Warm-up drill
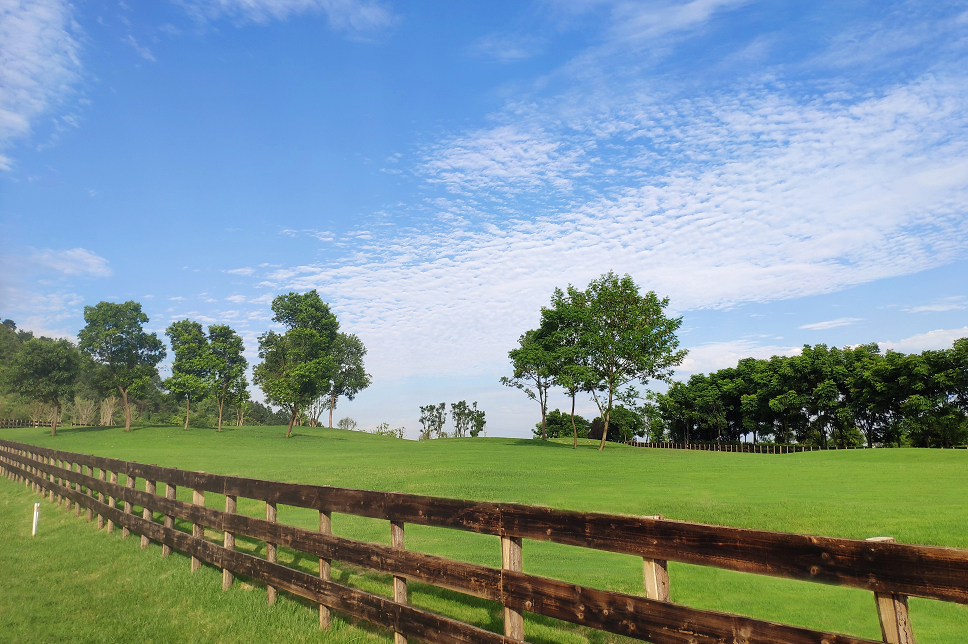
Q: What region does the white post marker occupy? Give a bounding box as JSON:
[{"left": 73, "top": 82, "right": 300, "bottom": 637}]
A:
[{"left": 32, "top": 502, "right": 40, "bottom": 536}]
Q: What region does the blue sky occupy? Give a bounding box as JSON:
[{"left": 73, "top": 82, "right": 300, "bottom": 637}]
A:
[{"left": 1, "top": 0, "right": 967, "bottom": 437}]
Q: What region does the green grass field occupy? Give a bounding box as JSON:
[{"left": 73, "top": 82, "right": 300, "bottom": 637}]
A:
[{"left": 2, "top": 424, "right": 967, "bottom": 643}]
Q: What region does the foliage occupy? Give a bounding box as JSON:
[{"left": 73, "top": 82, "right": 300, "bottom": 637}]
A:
[
  {"left": 653, "top": 338, "right": 968, "bottom": 448},
  {"left": 533, "top": 409, "right": 589, "bottom": 439},
  {"left": 207, "top": 324, "right": 248, "bottom": 432},
  {"left": 164, "top": 319, "right": 212, "bottom": 431},
  {"left": 500, "top": 329, "right": 554, "bottom": 439},
  {"left": 449, "top": 400, "right": 485, "bottom": 437},
  {"left": 2, "top": 337, "right": 81, "bottom": 435},
  {"left": 418, "top": 403, "right": 447, "bottom": 440},
  {"left": 77, "top": 301, "right": 166, "bottom": 432},
  {"left": 372, "top": 422, "right": 405, "bottom": 438},
  {"left": 253, "top": 291, "right": 338, "bottom": 437},
  {"left": 587, "top": 405, "right": 644, "bottom": 443},
  {"left": 336, "top": 417, "right": 358, "bottom": 431},
  {"left": 322, "top": 333, "right": 371, "bottom": 427}
]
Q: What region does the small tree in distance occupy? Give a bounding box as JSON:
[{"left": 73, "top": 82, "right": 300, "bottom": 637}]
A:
[
  {"left": 418, "top": 403, "right": 446, "bottom": 439},
  {"left": 208, "top": 324, "right": 248, "bottom": 432}
]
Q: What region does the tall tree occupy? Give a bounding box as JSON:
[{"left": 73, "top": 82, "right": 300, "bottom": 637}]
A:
[
  {"left": 164, "top": 320, "right": 211, "bottom": 431},
  {"left": 208, "top": 324, "right": 248, "bottom": 432},
  {"left": 78, "top": 301, "right": 166, "bottom": 432},
  {"left": 325, "top": 332, "right": 371, "bottom": 428},
  {"left": 3, "top": 337, "right": 81, "bottom": 435},
  {"left": 572, "top": 272, "right": 686, "bottom": 451},
  {"left": 253, "top": 291, "right": 338, "bottom": 438},
  {"left": 541, "top": 291, "right": 595, "bottom": 448},
  {"left": 500, "top": 329, "right": 554, "bottom": 439}
]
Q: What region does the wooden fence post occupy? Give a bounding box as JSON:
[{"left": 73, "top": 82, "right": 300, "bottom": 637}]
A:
[
  {"left": 123, "top": 473, "right": 135, "bottom": 538},
  {"left": 107, "top": 472, "right": 117, "bottom": 534},
  {"left": 75, "top": 463, "right": 83, "bottom": 518},
  {"left": 319, "top": 510, "right": 332, "bottom": 629},
  {"left": 85, "top": 466, "right": 94, "bottom": 522},
  {"left": 46, "top": 458, "right": 55, "bottom": 503},
  {"left": 392, "top": 520, "right": 408, "bottom": 644},
  {"left": 97, "top": 469, "right": 106, "bottom": 529},
  {"left": 192, "top": 488, "right": 205, "bottom": 572},
  {"left": 642, "top": 515, "right": 670, "bottom": 601},
  {"left": 141, "top": 480, "right": 156, "bottom": 549},
  {"left": 223, "top": 495, "right": 237, "bottom": 590},
  {"left": 266, "top": 501, "right": 277, "bottom": 604},
  {"left": 502, "top": 535, "right": 524, "bottom": 641},
  {"left": 866, "top": 537, "right": 916, "bottom": 644},
  {"left": 162, "top": 483, "right": 176, "bottom": 557}
]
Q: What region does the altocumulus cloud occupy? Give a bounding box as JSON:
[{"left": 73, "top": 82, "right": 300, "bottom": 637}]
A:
[
  {"left": 0, "top": 0, "right": 82, "bottom": 169},
  {"left": 31, "top": 248, "right": 112, "bottom": 278},
  {"left": 263, "top": 71, "right": 968, "bottom": 380},
  {"left": 176, "top": 0, "right": 396, "bottom": 33}
]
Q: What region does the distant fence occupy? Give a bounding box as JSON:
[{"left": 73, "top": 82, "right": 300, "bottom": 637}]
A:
[
  {"left": 3, "top": 438, "right": 967, "bottom": 644},
  {"left": 628, "top": 441, "right": 968, "bottom": 453},
  {"left": 0, "top": 419, "right": 94, "bottom": 429}
]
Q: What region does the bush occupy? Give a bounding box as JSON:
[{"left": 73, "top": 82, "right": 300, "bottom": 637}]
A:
[
  {"left": 587, "top": 406, "right": 644, "bottom": 443},
  {"left": 534, "top": 409, "right": 590, "bottom": 438}
]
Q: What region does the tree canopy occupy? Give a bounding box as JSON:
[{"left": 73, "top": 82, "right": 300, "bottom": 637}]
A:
[
  {"left": 324, "top": 332, "right": 371, "bottom": 428},
  {"left": 78, "top": 301, "right": 166, "bottom": 432},
  {"left": 165, "top": 319, "right": 211, "bottom": 431},
  {"left": 254, "top": 291, "right": 338, "bottom": 437},
  {"left": 3, "top": 337, "right": 81, "bottom": 435},
  {"left": 208, "top": 324, "right": 248, "bottom": 432}
]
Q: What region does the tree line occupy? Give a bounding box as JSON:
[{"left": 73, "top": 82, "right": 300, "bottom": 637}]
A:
[
  {"left": 417, "top": 401, "right": 486, "bottom": 440},
  {"left": 0, "top": 290, "right": 371, "bottom": 436},
  {"left": 649, "top": 340, "right": 968, "bottom": 448}
]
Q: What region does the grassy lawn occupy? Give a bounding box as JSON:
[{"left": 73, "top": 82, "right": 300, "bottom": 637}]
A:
[{"left": 2, "top": 424, "right": 967, "bottom": 643}]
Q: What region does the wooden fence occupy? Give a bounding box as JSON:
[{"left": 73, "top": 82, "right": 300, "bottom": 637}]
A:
[
  {"left": 628, "top": 441, "right": 968, "bottom": 453},
  {"left": 2, "top": 438, "right": 966, "bottom": 644},
  {"left": 0, "top": 419, "right": 95, "bottom": 429}
]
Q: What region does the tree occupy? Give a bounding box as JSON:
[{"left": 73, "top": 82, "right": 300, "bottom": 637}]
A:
[
  {"left": 208, "top": 324, "right": 248, "bottom": 432},
  {"left": 450, "top": 400, "right": 485, "bottom": 437},
  {"left": 501, "top": 329, "right": 554, "bottom": 439},
  {"left": 3, "top": 337, "right": 81, "bottom": 435},
  {"left": 564, "top": 272, "right": 686, "bottom": 451},
  {"left": 78, "top": 301, "right": 166, "bottom": 432},
  {"left": 164, "top": 320, "right": 211, "bottom": 431},
  {"left": 253, "top": 291, "right": 338, "bottom": 438},
  {"left": 418, "top": 403, "right": 446, "bottom": 440},
  {"left": 533, "top": 409, "right": 589, "bottom": 439},
  {"left": 325, "top": 333, "right": 371, "bottom": 428}
]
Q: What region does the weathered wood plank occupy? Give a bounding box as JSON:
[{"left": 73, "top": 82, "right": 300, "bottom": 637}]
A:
[
  {"left": 319, "top": 510, "right": 332, "bottom": 629},
  {"left": 392, "top": 520, "right": 408, "bottom": 644},
  {"left": 223, "top": 495, "right": 236, "bottom": 590},
  {"left": 267, "top": 501, "right": 277, "bottom": 605},
  {"left": 192, "top": 488, "right": 205, "bottom": 572},
  {"left": 142, "top": 479, "right": 156, "bottom": 549},
  {"left": 501, "top": 536, "right": 524, "bottom": 641}
]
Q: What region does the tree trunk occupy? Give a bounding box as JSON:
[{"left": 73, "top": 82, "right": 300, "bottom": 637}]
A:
[
  {"left": 120, "top": 387, "right": 132, "bottom": 432},
  {"left": 183, "top": 397, "right": 191, "bottom": 431},
  {"left": 217, "top": 397, "right": 224, "bottom": 432},
  {"left": 571, "top": 391, "right": 577, "bottom": 449},
  {"left": 329, "top": 391, "right": 336, "bottom": 428},
  {"left": 51, "top": 402, "right": 59, "bottom": 436},
  {"left": 538, "top": 376, "right": 548, "bottom": 440},
  {"left": 598, "top": 389, "right": 613, "bottom": 451},
  {"left": 286, "top": 408, "right": 298, "bottom": 438}
]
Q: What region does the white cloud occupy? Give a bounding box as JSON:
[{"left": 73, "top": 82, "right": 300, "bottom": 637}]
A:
[
  {"left": 261, "top": 71, "right": 968, "bottom": 379},
  {"left": 678, "top": 340, "right": 801, "bottom": 375},
  {"left": 0, "top": 0, "right": 83, "bottom": 167},
  {"left": 468, "top": 33, "right": 545, "bottom": 62},
  {"left": 225, "top": 267, "right": 255, "bottom": 275},
  {"left": 225, "top": 294, "right": 247, "bottom": 303},
  {"left": 122, "top": 34, "right": 155, "bottom": 62},
  {"left": 799, "top": 318, "right": 863, "bottom": 331},
  {"left": 902, "top": 296, "right": 965, "bottom": 313},
  {"left": 177, "top": 0, "right": 395, "bottom": 34},
  {"left": 879, "top": 327, "right": 968, "bottom": 353},
  {"left": 31, "top": 248, "right": 112, "bottom": 277}
]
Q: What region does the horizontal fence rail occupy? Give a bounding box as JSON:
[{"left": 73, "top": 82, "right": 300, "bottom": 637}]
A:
[
  {"left": 628, "top": 441, "right": 968, "bottom": 452},
  {"left": 2, "top": 439, "right": 965, "bottom": 644}
]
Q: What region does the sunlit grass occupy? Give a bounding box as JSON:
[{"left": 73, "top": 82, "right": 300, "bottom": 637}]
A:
[{"left": 1, "top": 425, "right": 967, "bottom": 643}]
